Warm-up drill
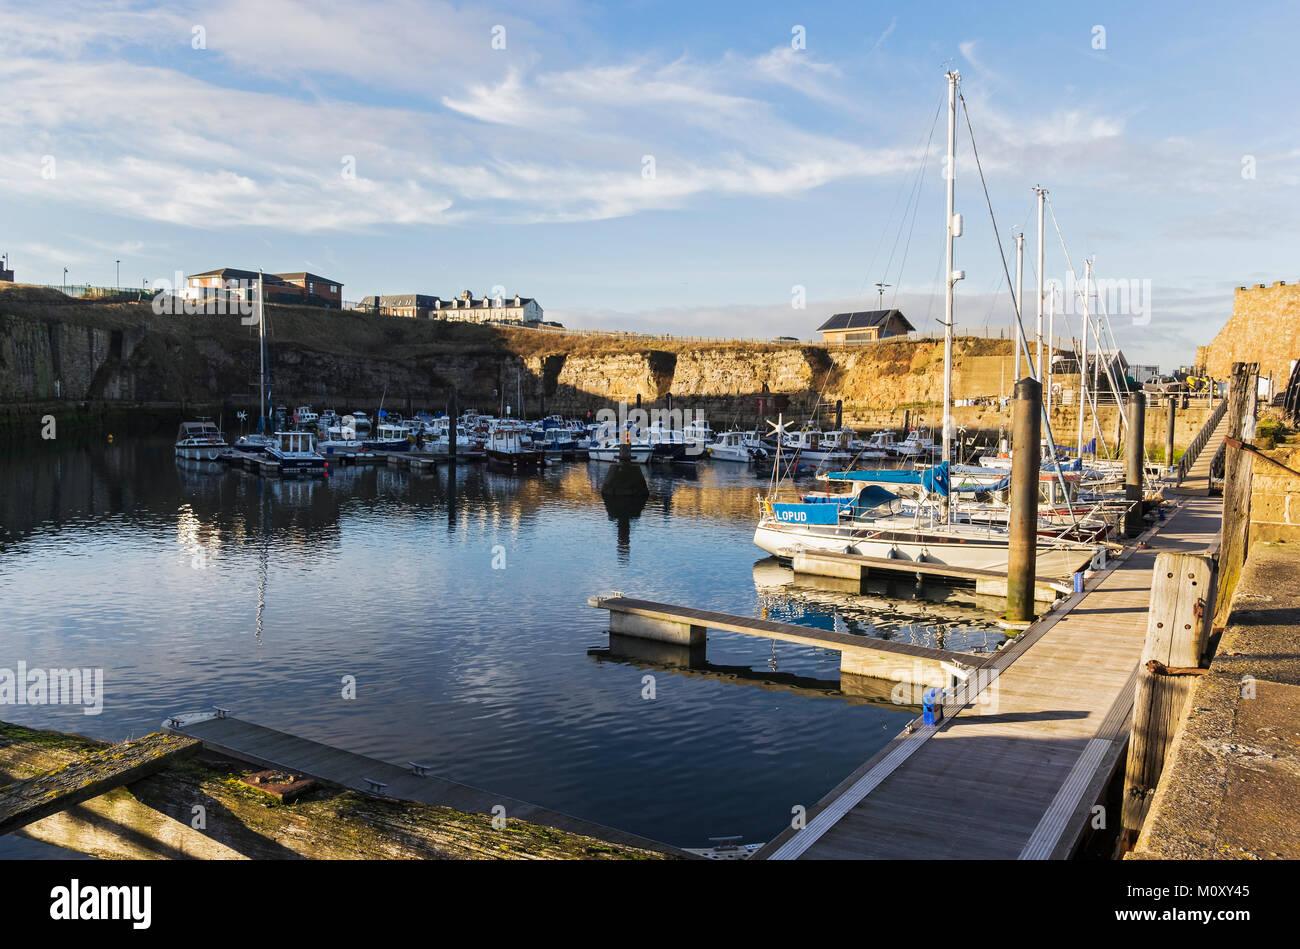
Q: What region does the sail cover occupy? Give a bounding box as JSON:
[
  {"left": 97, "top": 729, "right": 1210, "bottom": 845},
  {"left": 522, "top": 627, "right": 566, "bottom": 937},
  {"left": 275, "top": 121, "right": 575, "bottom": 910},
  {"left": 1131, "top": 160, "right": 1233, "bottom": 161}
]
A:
[{"left": 828, "top": 461, "right": 950, "bottom": 497}]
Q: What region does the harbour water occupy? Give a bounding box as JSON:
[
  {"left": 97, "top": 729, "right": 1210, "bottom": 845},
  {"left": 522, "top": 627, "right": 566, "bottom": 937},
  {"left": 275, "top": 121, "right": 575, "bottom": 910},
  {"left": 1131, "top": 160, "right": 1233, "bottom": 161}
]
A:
[{"left": 0, "top": 437, "right": 1005, "bottom": 855}]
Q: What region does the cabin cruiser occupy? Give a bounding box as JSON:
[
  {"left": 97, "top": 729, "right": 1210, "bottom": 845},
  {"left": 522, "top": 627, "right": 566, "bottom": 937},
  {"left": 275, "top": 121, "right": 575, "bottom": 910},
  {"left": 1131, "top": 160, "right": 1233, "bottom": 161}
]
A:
[
  {"left": 293, "top": 405, "right": 319, "bottom": 429},
  {"left": 710, "top": 430, "right": 767, "bottom": 462},
  {"left": 486, "top": 425, "right": 545, "bottom": 468},
  {"left": 645, "top": 421, "right": 706, "bottom": 464},
  {"left": 534, "top": 427, "right": 580, "bottom": 455},
  {"left": 174, "top": 421, "right": 227, "bottom": 461},
  {"left": 364, "top": 421, "right": 414, "bottom": 452},
  {"left": 349, "top": 411, "right": 372, "bottom": 434},
  {"left": 779, "top": 428, "right": 854, "bottom": 467},
  {"left": 267, "top": 430, "right": 327, "bottom": 474}
]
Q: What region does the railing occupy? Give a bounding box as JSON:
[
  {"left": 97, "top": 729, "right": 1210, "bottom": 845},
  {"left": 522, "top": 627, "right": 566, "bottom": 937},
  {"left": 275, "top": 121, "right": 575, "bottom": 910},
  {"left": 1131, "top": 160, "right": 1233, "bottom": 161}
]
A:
[
  {"left": 25, "top": 283, "right": 153, "bottom": 301},
  {"left": 1175, "top": 397, "right": 1228, "bottom": 482}
]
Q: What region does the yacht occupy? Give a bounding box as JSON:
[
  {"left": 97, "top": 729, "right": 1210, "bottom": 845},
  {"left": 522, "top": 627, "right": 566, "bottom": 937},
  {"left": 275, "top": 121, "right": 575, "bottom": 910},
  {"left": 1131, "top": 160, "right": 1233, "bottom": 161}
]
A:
[
  {"left": 753, "top": 463, "right": 1102, "bottom": 577},
  {"left": 174, "top": 420, "right": 227, "bottom": 461}
]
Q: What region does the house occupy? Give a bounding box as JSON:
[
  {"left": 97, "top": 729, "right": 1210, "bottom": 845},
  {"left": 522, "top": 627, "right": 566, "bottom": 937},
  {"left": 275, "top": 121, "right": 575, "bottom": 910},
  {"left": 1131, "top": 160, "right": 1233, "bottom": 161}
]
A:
[
  {"left": 434, "top": 290, "right": 543, "bottom": 324},
  {"left": 816, "top": 309, "right": 915, "bottom": 344},
  {"left": 353, "top": 294, "right": 441, "bottom": 319},
  {"left": 355, "top": 289, "right": 544, "bottom": 324},
  {"left": 184, "top": 268, "right": 343, "bottom": 308},
  {"left": 275, "top": 272, "right": 344, "bottom": 308}
]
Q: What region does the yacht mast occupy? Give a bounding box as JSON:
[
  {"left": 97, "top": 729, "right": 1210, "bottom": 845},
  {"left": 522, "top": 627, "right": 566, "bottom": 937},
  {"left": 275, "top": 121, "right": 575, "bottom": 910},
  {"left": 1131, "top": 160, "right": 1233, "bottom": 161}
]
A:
[
  {"left": 1014, "top": 232, "right": 1024, "bottom": 383},
  {"left": 1046, "top": 285, "right": 1056, "bottom": 415},
  {"left": 1034, "top": 185, "right": 1047, "bottom": 380},
  {"left": 258, "top": 270, "right": 266, "bottom": 435},
  {"left": 1076, "top": 259, "right": 1090, "bottom": 457},
  {"left": 942, "top": 69, "right": 961, "bottom": 467}
]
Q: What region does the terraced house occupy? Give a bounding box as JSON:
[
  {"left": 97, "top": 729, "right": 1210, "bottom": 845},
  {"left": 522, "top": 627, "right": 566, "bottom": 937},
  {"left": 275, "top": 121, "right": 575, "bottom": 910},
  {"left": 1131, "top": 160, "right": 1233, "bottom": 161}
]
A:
[{"left": 355, "top": 289, "right": 544, "bottom": 324}]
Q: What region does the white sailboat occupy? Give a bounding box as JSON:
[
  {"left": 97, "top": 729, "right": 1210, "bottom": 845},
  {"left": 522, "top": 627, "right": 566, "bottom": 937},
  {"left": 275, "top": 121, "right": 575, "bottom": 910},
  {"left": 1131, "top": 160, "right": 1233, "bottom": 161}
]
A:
[{"left": 752, "top": 70, "right": 1099, "bottom": 580}]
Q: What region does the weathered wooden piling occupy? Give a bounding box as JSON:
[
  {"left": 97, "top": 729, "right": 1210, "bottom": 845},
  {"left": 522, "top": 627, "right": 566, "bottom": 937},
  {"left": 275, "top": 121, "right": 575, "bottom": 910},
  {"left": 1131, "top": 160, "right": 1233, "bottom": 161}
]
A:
[
  {"left": 1006, "top": 377, "right": 1042, "bottom": 623},
  {"left": 1216, "top": 361, "right": 1259, "bottom": 623},
  {"left": 1119, "top": 551, "right": 1218, "bottom": 851},
  {"left": 1164, "top": 396, "right": 1176, "bottom": 475},
  {"left": 1124, "top": 392, "right": 1146, "bottom": 536}
]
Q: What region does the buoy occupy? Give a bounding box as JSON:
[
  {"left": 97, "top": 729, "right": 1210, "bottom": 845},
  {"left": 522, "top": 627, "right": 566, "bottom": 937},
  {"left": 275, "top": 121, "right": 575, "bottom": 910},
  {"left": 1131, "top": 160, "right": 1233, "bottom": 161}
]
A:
[{"left": 107, "top": 434, "right": 114, "bottom": 443}]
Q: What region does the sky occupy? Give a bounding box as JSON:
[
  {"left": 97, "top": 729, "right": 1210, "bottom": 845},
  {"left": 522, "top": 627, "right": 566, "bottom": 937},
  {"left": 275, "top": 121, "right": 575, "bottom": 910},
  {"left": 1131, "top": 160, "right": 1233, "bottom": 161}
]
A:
[{"left": 1, "top": 0, "right": 1297, "bottom": 367}]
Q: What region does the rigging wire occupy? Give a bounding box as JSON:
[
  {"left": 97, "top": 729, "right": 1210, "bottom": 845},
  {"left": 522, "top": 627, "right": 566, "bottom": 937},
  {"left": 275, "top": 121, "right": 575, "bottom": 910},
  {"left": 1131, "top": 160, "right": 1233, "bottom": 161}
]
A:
[{"left": 958, "top": 89, "right": 1078, "bottom": 526}]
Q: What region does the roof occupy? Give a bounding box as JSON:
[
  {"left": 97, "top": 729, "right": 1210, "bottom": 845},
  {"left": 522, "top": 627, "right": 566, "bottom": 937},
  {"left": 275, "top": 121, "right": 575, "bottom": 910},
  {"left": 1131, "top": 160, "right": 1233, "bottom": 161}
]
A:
[
  {"left": 188, "top": 268, "right": 286, "bottom": 283},
  {"left": 816, "top": 309, "right": 915, "bottom": 332},
  {"left": 276, "top": 272, "right": 343, "bottom": 286},
  {"left": 188, "top": 269, "right": 342, "bottom": 287}
]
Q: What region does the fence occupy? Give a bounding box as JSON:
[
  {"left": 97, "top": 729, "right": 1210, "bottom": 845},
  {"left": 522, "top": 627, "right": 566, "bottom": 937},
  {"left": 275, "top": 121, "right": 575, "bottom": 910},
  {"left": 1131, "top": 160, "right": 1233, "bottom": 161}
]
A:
[
  {"left": 28, "top": 283, "right": 153, "bottom": 301},
  {"left": 476, "top": 320, "right": 1079, "bottom": 351}
]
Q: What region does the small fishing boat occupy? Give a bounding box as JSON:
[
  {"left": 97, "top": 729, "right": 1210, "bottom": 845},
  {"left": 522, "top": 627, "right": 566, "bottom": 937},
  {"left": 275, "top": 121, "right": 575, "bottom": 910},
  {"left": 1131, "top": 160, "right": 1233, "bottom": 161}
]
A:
[
  {"left": 364, "top": 421, "right": 415, "bottom": 452},
  {"left": 710, "top": 431, "right": 766, "bottom": 462},
  {"left": 293, "top": 405, "right": 319, "bottom": 429},
  {"left": 486, "top": 426, "right": 545, "bottom": 468},
  {"left": 174, "top": 420, "right": 227, "bottom": 461}
]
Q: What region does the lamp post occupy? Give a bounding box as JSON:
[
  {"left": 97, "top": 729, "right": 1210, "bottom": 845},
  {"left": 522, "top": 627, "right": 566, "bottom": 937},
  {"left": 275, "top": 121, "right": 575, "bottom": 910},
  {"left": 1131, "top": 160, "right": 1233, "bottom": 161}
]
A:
[
  {"left": 63, "top": 267, "right": 68, "bottom": 294},
  {"left": 874, "top": 282, "right": 891, "bottom": 309},
  {"left": 116, "top": 259, "right": 120, "bottom": 290}
]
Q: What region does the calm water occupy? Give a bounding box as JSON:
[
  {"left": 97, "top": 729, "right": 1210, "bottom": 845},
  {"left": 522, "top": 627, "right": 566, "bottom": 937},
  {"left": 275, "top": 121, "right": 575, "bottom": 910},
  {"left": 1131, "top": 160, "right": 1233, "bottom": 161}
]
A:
[{"left": 0, "top": 437, "right": 1003, "bottom": 855}]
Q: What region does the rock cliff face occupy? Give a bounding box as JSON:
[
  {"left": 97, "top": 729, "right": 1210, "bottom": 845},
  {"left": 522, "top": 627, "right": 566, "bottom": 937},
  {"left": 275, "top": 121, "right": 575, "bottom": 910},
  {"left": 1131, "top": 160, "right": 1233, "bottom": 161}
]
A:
[{"left": 0, "top": 284, "right": 1016, "bottom": 424}]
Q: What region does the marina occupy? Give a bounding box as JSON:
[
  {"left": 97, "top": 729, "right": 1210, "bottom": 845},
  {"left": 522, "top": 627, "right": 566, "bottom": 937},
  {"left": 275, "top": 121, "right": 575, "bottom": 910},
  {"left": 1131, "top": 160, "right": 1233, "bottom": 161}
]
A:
[{"left": 3, "top": 5, "right": 1298, "bottom": 917}]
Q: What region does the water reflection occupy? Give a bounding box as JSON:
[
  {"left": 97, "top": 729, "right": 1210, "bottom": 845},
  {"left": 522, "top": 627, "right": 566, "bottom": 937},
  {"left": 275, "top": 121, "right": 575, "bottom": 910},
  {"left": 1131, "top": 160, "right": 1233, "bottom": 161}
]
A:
[{"left": 1, "top": 437, "right": 1002, "bottom": 852}]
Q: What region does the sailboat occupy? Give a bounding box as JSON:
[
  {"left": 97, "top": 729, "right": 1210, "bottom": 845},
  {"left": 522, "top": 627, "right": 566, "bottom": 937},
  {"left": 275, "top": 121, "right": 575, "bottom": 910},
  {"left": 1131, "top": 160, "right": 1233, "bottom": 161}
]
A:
[{"left": 753, "top": 70, "right": 1101, "bottom": 581}]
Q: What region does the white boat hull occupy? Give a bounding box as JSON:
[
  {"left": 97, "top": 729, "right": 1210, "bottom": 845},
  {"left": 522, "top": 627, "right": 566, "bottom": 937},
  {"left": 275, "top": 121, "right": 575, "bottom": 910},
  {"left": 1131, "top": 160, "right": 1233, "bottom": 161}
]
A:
[
  {"left": 752, "top": 521, "right": 1099, "bottom": 577},
  {"left": 588, "top": 445, "right": 652, "bottom": 464},
  {"left": 175, "top": 445, "right": 222, "bottom": 462}
]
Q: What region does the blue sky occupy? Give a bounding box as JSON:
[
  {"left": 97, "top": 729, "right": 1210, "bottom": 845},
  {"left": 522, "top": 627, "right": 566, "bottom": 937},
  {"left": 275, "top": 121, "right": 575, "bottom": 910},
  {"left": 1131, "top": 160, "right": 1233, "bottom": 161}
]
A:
[{"left": 2, "top": 0, "right": 1297, "bottom": 366}]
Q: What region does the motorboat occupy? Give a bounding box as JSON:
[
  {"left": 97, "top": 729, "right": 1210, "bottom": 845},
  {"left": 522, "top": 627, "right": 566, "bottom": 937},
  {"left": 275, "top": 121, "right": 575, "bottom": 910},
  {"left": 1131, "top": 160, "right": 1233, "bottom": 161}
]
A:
[
  {"left": 174, "top": 420, "right": 227, "bottom": 461},
  {"left": 293, "top": 405, "right": 319, "bottom": 429},
  {"left": 364, "top": 421, "right": 415, "bottom": 452},
  {"left": 266, "top": 430, "right": 327, "bottom": 474},
  {"left": 486, "top": 424, "right": 545, "bottom": 468},
  {"left": 710, "top": 430, "right": 766, "bottom": 462}
]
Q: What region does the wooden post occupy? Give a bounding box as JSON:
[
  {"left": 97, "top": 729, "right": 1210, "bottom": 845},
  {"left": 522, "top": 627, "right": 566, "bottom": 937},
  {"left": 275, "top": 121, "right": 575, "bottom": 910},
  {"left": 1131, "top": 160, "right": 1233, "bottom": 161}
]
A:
[
  {"left": 1119, "top": 551, "right": 1218, "bottom": 852},
  {"left": 447, "top": 387, "right": 458, "bottom": 459},
  {"left": 1164, "top": 396, "right": 1176, "bottom": 474},
  {"left": 1216, "top": 362, "right": 1258, "bottom": 623},
  {"left": 1124, "top": 392, "right": 1146, "bottom": 536},
  {"left": 1006, "top": 377, "right": 1042, "bottom": 623}
]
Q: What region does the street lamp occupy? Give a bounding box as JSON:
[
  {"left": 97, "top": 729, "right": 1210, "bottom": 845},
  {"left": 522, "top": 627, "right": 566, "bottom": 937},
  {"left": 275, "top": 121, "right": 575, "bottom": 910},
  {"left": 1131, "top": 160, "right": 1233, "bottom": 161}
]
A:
[
  {"left": 62, "top": 267, "right": 68, "bottom": 294},
  {"left": 115, "top": 259, "right": 120, "bottom": 290}
]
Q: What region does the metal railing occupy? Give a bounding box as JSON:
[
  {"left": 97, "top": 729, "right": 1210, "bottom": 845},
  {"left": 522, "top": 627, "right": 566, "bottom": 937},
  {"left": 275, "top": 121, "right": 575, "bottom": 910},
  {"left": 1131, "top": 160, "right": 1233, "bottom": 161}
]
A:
[
  {"left": 1175, "top": 397, "right": 1228, "bottom": 482},
  {"left": 26, "top": 283, "right": 153, "bottom": 301}
]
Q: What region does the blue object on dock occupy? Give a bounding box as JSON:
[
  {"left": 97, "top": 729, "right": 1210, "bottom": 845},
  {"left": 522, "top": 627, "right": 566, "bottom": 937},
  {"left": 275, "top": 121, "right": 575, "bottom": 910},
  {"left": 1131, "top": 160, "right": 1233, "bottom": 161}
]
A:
[
  {"left": 1073, "top": 571, "right": 1084, "bottom": 593},
  {"left": 922, "top": 688, "right": 943, "bottom": 726}
]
